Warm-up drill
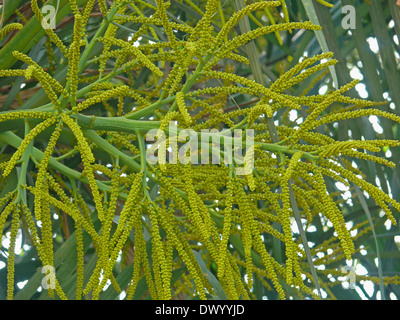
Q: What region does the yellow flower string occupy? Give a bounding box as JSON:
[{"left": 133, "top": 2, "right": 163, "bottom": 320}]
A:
[
  {"left": 38, "top": 181, "right": 56, "bottom": 298},
  {"left": 99, "top": 5, "right": 127, "bottom": 74},
  {"left": 2, "top": 0, "right": 400, "bottom": 301},
  {"left": 270, "top": 52, "right": 335, "bottom": 93},
  {"left": 67, "top": 14, "right": 84, "bottom": 100},
  {"left": 6, "top": 204, "right": 20, "bottom": 300},
  {"left": 75, "top": 220, "right": 84, "bottom": 300},
  {"left": 0, "top": 23, "right": 23, "bottom": 41},
  {"left": 108, "top": 172, "right": 143, "bottom": 248},
  {"left": 13, "top": 51, "right": 65, "bottom": 94},
  {"left": 73, "top": 85, "right": 131, "bottom": 113},
  {"left": 3, "top": 117, "right": 58, "bottom": 178},
  {"left": 176, "top": 91, "right": 192, "bottom": 126},
  {"left": 14, "top": 9, "right": 27, "bottom": 24},
  {"left": 31, "top": 0, "right": 68, "bottom": 55},
  {"left": 148, "top": 203, "right": 171, "bottom": 299},
  {"left": 60, "top": 113, "right": 105, "bottom": 221},
  {"left": 69, "top": 0, "right": 80, "bottom": 17},
  {"left": 34, "top": 124, "right": 62, "bottom": 220},
  {"left": 234, "top": 181, "right": 256, "bottom": 290},
  {"left": 101, "top": 37, "right": 164, "bottom": 78},
  {"left": 44, "top": 174, "right": 101, "bottom": 245},
  {"left": 205, "top": 22, "right": 321, "bottom": 71},
  {"left": 217, "top": 174, "right": 234, "bottom": 279}
]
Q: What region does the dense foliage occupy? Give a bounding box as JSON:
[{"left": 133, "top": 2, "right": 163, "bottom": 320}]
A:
[{"left": 0, "top": 0, "right": 399, "bottom": 300}]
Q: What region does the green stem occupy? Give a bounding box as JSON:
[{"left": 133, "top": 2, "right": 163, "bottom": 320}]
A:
[
  {"left": 74, "top": 114, "right": 319, "bottom": 161},
  {"left": 54, "top": 147, "right": 79, "bottom": 161},
  {"left": 82, "top": 129, "right": 142, "bottom": 174},
  {"left": 123, "top": 52, "right": 213, "bottom": 121},
  {"left": 64, "top": 5, "right": 119, "bottom": 100},
  {"left": 74, "top": 113, "right": 161, "bottom": 132},
  {"left": 124, "top": 94, "right": 176, "bottom": 120}
]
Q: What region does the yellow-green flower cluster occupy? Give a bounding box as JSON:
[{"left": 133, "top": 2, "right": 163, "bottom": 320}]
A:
[
  {"left": 2, "top": 0, "right": 400, "bottom": 302},
  {"left": 67, "top": 14, "right": 84, "bottom": 99},
  {"left": 34, "top": 124, "right": 62, "bottom": 220},
  {"left": 2, "top": 117, "right": 58, "bottom": 178},
  {"left": 60, "top": 114, "right": 105, "bottom": 221},
  {"left": 69, "top": 0, "right": 80, "bottom": 16},
  {"left": 13, "top": 51, "right": 65, "bottom": 93},
  {"left": 31, "top": 0, "right": 68, "bottom": 55},
  {"left": 0, "top": 110, "right": 54, "bottom": 123},
  {"left": 270, "top": 52, "right": 335, "bottom": 93},
  {"left": 248, "top": 104, "right": 273, "bottom": 124},
  {"left": 14, "top": 9, "right": 27, "bottom": 24},
  {"left": 319, "top": 139, "right": 400, "bottom": 158},
  {"left": 101, "top": 37, "right": 164, "bottom": 78},
  {"left": 205, "top": 21, "right": 321, "bottom": 71},
  {"left": 148, "top": 203, "right": 172, "bottom": 299},
  {"left": 188, "top": 0, "right": 219, "bottom": 51},
  {"left": 313, "top": 166, "right": 355, "bottom": 259},
  {"left": 75, "top": 220, "right": 84, "bottom": 300},
  {"left": 0, "top": 23, "right": 23, "bottom": 41},
  {"left": 212, "top": 1, "right": 280, "bottom": 50},
  {"left": 73, "top": 85, "right": 131, "bottom": 113},
  {"left": 217, "top": 174, "right": 234, "bottom": 278},
  {"left": 176, "top": 92, "right": 192, "bottom": 126},
  {"left": 155, "top": 0, "right": 179, "bottom": 51},
  {"left": 6, "top": 205, "right": 20, "bottom": 300}
]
